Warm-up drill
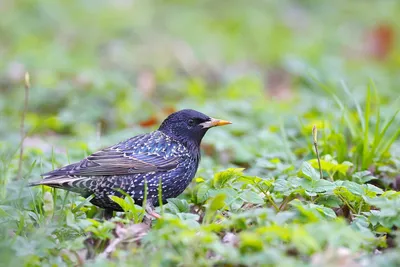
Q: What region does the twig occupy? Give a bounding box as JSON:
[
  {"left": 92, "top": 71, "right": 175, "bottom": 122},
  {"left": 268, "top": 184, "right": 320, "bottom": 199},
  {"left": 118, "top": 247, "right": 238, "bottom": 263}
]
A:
[
  {"left": 18, "top": 72, "right": 31, "bottom": 179},
  {"left": 279, "top": 193, "right": 293, "bottom": 211},
  {"left": 312, "top": 125, "right": 324, "bottom": 180},
  {"left": 101, "top": 236, "right": 124, "bottom": 257},
  {"left": 255, "top": 184, "right": 279, "bottom": 212},
  {"left": 265, "top": 191, "right": 279, "bottom": 212},
  {"left": 100, "top": 223, "right": 149, "bottom": 257}
]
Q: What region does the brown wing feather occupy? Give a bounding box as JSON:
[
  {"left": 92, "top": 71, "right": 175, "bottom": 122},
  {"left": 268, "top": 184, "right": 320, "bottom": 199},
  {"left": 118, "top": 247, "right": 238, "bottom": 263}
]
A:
[{"left": 42, "top": 148, "right": 179, "bottom": 177}]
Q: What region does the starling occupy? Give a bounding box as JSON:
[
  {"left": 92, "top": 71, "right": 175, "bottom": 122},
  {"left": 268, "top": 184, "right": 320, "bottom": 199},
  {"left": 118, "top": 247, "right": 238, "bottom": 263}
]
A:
[{"left": 29, "top": 109, "right": 231, "bottom": 218}]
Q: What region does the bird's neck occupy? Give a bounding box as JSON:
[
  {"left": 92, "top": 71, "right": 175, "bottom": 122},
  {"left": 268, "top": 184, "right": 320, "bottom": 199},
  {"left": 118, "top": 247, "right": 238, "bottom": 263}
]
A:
[
  {"left": 159, "top": 129, "right": 205, "bottom": 152},
  {"left": 183, "top": 139, "right": 201, "bottom": 155},
  {"left": 171, "top": 134, "right": 202, "bottom": 161},
  {"left": 184, "top": 139, "right": 201, "bottom": 167},
  {"left": 157, "top": 130, "right": 202, "bottom": 159}
]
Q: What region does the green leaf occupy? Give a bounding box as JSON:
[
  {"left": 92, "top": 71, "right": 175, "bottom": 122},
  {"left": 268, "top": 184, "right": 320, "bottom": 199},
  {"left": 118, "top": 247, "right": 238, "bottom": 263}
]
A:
[
  {"left": 65, "top": 209, "right": 75, "bottom": 228},
  {"left": 334, "top": 161, "right": 353, "bottom": 175},
  {"left": 239, "top": 232, "right": 264, "bottom": 252},
  {"left": 314, "top": 179, "right": 336, "bottom": 193},
  {"left": 315, "top": 205, "right": 337, "bottom": 219},
  {"left": 196, "top": 183, "right": 210, "bottom": 204},
  {"left": 310, "top": 159, "right": 335, "bottom": 172},
  {"left": 167, "top": 198, "right": 190, "bottom": 213},
  {"left": 338, "top": 181, "right": 364, "bottom": 196},
  {"left": 240, "top": 190, "right": 265, "bottom": 204},
  {"left": 204, "top": 193, "right": 227, "bottom": 224},
  {"left": 292, "top": 226, "right": 320, "bottom": 253},
  {"left": 301, "top": 162, "right": 320, "bottom": 180},
  {"left": 364, "top": 184, "right": 384, "bottom": 196},
  {"left": 316, "top": 195, "right": 342, "bottom": 208},
  {"left": 209, "top": 194, "right": 227, "bottom": 211},
  {"left": 109, "top": 195, "right": 130, "bottom": 212},
  {"left": 213, "top": 168, "right": 244, "bottom": 189},
  {"left": 351, "top": 215, "right": 373, "bottom": 235},
  {"left": 352, "top": 171, "right": 376, "bottom": 183}
]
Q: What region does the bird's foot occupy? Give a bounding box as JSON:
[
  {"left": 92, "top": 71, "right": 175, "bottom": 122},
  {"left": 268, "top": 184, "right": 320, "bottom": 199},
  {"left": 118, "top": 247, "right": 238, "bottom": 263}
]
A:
[
  {"left": 147, "top": 210, "right": 161, "bottom": 219},
  {"left": 145, "top": 203, "right": 161, "bottom": 219}
]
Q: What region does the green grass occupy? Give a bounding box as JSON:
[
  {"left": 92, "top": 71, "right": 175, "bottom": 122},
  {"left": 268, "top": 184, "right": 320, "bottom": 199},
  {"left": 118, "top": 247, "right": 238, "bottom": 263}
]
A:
[{"left": 1, "top": 0, "right": 400, "bottom": 266}]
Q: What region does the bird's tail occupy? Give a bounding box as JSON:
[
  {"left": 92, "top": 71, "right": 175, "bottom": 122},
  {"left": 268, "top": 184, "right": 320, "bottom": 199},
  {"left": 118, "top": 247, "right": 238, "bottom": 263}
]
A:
[
  {"left": 28, "top": 176, "right": 90, "bottom": 194},
  {"left": 28, "top": 180, "right": 42, "bottom": 187}
]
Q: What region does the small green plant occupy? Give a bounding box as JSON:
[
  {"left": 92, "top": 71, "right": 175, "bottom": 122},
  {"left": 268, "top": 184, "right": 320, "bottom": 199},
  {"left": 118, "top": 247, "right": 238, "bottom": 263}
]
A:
[
  {"left": 317, "top": 80, "right": 400, "bottom": 171},
  {"left": 109, "top": 188, "right": 147, "bottom": 223}
]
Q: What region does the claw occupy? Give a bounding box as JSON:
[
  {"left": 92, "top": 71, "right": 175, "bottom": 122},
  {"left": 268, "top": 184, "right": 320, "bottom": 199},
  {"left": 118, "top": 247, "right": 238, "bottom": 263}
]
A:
[
  {"left": 147, "top": 210, "right": 162, "bottom": 219},
  {"left": 145, "top": 202, "right": 161, "bottom": 219}
]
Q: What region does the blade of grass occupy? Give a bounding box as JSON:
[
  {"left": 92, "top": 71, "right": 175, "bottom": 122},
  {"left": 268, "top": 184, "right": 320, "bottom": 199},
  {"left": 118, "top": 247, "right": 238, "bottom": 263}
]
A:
[
  {"left": 362, "top": 85, "right": 371, "bottom": 169},
  {"left": 369, "top": 81, "right": 381, "bottom": 163},
  {"left": 375, "top": 109, "right": 400, "bottom": 153},
  {"left": 29, "top": 189, "right": 43, "bottom": 226},
  {"left": 378, "top": 128, "right": 400, "bottom": 158},
  {"left": 314, "top": 78, "right": 358, "bottom": 137},
  {"left": 341, "top": 80, "right": 365, "bottom": 132},
  {"left": 279, "top": 119, "right": 295, "bottom": 164},
  {"left": 72, "top": 194, "right": 95, "bottom": 213}
]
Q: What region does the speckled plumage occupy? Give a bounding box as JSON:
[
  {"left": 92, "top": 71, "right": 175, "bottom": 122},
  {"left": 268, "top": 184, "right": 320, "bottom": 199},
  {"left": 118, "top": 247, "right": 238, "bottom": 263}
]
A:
[{"left": 30, "top": 109, "right": 231, "bottom": 214}]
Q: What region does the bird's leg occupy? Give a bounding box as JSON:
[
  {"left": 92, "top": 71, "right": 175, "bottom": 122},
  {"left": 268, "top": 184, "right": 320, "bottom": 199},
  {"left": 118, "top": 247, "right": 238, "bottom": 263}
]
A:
[
  {"left": 145, "top": 202, "right": 161, "bottom": 219},
  {"left": 103, "top": 209, "right": 114, "bottom": 220}
]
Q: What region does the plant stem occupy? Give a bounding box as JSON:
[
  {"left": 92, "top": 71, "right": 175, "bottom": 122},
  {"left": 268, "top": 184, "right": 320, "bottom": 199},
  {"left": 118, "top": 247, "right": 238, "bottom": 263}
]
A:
[
  {"left": 279, "top": 194, "right": 293, "bottom": 211},
  {"left": 312, "top": 125, "right": 325, "bottom": 180},
  {"left": 18, "top": 72, "right": 31, "bottom": 180},
  {"left": 265, "top": 192, "right": 279, "bottom": 212}
]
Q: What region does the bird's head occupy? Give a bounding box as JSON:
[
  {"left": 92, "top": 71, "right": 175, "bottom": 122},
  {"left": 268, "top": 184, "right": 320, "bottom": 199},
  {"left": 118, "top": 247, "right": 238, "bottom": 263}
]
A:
[{"left": 158, "top": 109, "right": 231, "bottom": 147}]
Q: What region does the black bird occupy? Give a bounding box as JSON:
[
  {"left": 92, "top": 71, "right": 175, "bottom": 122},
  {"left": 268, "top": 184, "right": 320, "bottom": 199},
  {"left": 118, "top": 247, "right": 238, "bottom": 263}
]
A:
[{"left": 29, "top": 109, "right": 231, "bottom": 218}]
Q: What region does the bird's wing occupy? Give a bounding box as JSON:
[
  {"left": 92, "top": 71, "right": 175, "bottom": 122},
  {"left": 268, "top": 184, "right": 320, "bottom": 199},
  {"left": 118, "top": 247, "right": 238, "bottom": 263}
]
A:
[
  {"left": 42, "top": 149, "right": 179, "bottom": 177},
  {"left": 41, "top": 133, "right": 181, "bottom": 177},
  {"left": 45, "top": 150, "right": 179, "bottom": 177}
]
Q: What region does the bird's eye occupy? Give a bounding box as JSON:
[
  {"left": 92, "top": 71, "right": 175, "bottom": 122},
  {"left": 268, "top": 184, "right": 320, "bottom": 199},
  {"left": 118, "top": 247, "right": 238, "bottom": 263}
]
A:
[{"left": 188, "top": 119, "right": 195, "bottom": 126}]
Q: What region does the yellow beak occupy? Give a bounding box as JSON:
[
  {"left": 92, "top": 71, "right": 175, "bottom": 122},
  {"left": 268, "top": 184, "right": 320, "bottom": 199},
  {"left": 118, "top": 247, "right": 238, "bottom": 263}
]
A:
[{"left": 200, "top": 117, "right": 232, "bottom": 128}]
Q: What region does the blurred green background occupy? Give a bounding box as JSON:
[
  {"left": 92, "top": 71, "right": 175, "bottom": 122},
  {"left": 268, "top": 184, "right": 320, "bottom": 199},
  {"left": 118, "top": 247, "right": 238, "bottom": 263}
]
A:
[
  {"left": 1, "top": 0, "right": 399, "bottom": 140},
  {"left": 1, "top": 0, "right": 400, "bottom": 266}
]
